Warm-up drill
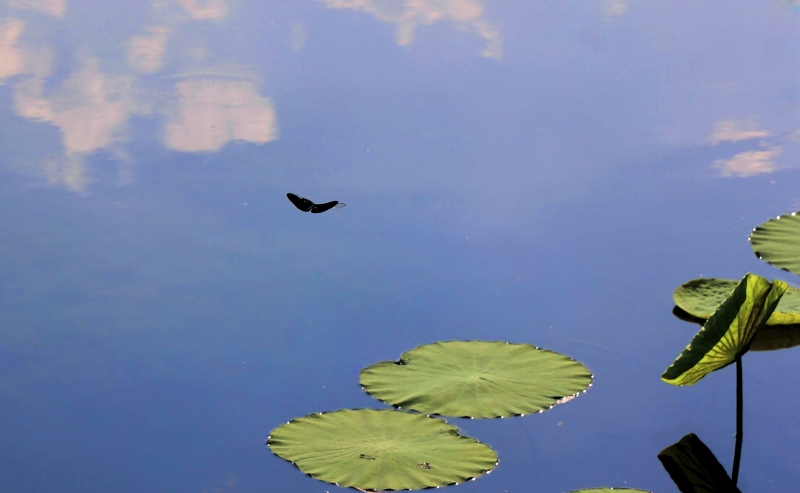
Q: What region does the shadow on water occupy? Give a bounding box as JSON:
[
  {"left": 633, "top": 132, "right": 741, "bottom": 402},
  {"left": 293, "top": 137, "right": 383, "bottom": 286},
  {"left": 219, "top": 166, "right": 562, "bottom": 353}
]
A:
[{"left": 658, "top": 433, "right": 742, "bottom": 493}]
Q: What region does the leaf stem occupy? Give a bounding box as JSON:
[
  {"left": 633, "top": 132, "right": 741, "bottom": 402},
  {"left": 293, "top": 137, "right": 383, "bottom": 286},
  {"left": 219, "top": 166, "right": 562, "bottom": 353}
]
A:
[{"left": 732, "top": 355, "right": 743, "bottom": 485}]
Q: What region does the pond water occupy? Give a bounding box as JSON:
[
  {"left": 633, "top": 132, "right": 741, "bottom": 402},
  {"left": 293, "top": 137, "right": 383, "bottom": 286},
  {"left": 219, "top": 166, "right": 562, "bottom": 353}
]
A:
[{"left": 1, "top": 1, "right": 799, "bottom": 492}]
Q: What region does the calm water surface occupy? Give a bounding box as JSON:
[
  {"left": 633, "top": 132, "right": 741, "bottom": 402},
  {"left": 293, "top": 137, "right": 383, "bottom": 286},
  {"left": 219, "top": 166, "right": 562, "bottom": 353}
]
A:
[{"left": 1, "top": 1, "right": 800, "bottom": 492}]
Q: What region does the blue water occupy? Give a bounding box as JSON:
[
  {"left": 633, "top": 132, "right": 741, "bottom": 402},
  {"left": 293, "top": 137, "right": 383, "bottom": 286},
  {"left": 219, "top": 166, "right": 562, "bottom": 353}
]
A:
[{"left": 1, "top": 1, "right": 800, "bottom": 491}]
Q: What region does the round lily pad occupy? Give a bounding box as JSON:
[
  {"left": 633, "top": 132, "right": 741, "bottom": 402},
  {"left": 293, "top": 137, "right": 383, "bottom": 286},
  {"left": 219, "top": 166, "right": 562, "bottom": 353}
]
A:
[
  {"left": 571, "top": 489, "right": 651, "bottom": 493},
  {"left": 360, "top": 340, "right": 593, "bottom": 418},
  {"left": 674, "top": 278, "right": 800, "bottom": 325},
  {"left": 267, "top": 409, "right": 498, "bottom": 491},
  {"left": 749, "top": 211, "right": 800, "bottom": 275}
]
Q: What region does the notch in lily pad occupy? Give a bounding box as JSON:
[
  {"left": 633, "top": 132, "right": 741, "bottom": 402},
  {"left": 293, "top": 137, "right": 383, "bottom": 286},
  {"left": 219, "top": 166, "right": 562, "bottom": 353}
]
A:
[
  {"left": 267, "top": 408, "right": 498, "bottom": 491},
  {"left": 662, "top": 273, "right": 788, "bottom": 386},
  {"left": 360, "top": 340, "right": 593, "bottom": 418},
  {"left": 749, "top": 211, "right": 800, "bottom": 276}
]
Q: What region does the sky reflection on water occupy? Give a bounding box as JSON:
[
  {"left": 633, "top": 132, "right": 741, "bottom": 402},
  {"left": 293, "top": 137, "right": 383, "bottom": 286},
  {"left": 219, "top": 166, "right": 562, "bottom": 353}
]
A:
[{"left": 1, "top": 0, "right": 800, "bottom": 492}]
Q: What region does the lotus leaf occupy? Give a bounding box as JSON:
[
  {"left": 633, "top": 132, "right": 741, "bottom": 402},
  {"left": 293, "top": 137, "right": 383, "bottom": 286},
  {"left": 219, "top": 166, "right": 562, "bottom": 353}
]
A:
[
  {"left": 267, "top": 408, "right": 498, "bottom": 491},
  {"left": 658, "top": 433, "right": 741, "bottom": 493},
  {"left": 750, "top": 324, "right": 800, "bottom": 351},
  {"left": 749, "top": 211, "right": 800, "bottom": 275},
  {"left": 674, "top": 278, "right": 800, "bottom": 325},
  {"left": 672, "top": 306, "right": 706, "bottom": 324},
  {"left": 662, "top": 273, "right": 788, "bottom": 386},
  {"left": 570, "top": 489, "right": 651, "bottom": 493},
  {"left": 672, "top": 305, "right": 800, "bottom": 352},
  {"left": 360, "top": 340, "right": 592, "bottom": 418}
]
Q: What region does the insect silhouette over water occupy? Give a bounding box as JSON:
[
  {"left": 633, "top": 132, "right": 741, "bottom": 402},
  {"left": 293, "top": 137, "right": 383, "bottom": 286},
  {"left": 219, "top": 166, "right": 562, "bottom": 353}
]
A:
[{"left": 286, "top": 193, "right": 346, "bottom": 214}]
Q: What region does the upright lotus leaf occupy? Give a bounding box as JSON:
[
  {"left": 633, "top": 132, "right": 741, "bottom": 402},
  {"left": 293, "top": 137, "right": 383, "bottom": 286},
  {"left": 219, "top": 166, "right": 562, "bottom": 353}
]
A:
[
  {"left": 360, "top": 341, "right": 592, "bottom": 418},
  {"left": 662, "top": 273, "right": 788, "bottom": 386},
  {"left": 672, "top": 304, "right": 800, "bottom": 352},
  {"left": 749, "top": 211, "right": 800, "bottom": 275},
  {"left": 570, "top": 489, "right": 651, "bottom": 493},
  {"left": 674, "top": 278, "right": 800, "bottom": 325},
  {"left": 267, "top": 409, "right": 498, "bottom": 491},
  {"left": 658, "top": 433, "right": 741, "bottom": 493}
]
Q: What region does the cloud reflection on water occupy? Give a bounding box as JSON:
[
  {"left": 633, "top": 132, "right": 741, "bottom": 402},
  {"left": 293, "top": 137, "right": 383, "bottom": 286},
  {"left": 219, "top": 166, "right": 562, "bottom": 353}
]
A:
[
  {"left": 319, "top": 0, "right": 503, "bottom": 60},
  {"left": 0, "top": 0, "right": 278, "bottom": 190},
  {"left": 704, "top": 119, "right": 796, "bottom": 178},
  {"left": 707, "top": 119, "right": 770, "bottom": 145},
  {"left": 713, "top": 148, "right": 782, "bottom": 178},
  {"left": 15, "top": 58, "right": 135, "bottom": 154},
  {"left": 176, "top": 0, "right": 229, "bottom": 21},
  {"left": 7, "top": 0, "right": 65, "bottom": 17},
  {"left": 13, "top": 57, "right": 137, "bottom": 189},
  {"left": 128, "top": 26, "right": 171, "bottom": 74},
  {"left": 0, "top": 18, "right": 25, "bottom": 81},
  {"left": 164, "top": 76, "right": 278, "bottom": 152}
]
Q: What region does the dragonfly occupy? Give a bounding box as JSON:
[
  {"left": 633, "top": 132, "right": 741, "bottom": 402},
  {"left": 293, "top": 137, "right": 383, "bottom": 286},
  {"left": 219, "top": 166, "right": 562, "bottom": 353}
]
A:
[{"left": 286, "top": 193, "right": 346, "bottom": 214}]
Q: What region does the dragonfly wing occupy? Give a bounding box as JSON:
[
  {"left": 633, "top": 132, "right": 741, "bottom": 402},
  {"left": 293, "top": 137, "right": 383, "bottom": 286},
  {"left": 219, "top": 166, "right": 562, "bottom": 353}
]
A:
[
  {"left": 287, "top": 193, "right": 315, "bottom": 212},
  {"left": 310, "top": 201, "right": 341, "bottom": 214}
]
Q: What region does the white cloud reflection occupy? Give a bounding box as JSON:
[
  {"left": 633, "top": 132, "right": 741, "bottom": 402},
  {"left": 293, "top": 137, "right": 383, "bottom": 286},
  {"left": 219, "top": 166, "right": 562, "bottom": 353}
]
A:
[
  {"left": 7, "top": 0, "right": 65, "bottom": 17},
  {"left": 40, "top": 154, "right": 89, "bottom": 190},
  {"left": 0, "top": 0, "right": 283, "bottom": 191},
  {"left": 14, "top": 58, "right": 134, "bottom": 154},
  {"left": 164, "top": 77, "right": 278, "bottom": 152},
  {"left": 0, "top": 18, "right": 25, "bottom": 82},
  {"left": 319, "top": 0, "right": 502, "bottom": 60},
  {"left": 12, "top": 58, "right": 137, "bottom": 190},
  {"left": 128, "top": 26, "right": 171, "bottom": 74},
  {"left": 705, "top": 119, "right": 798, "bottom": 178},
  {"left": 176, "top": 0, "right": 228, "bottom": 20},
  {"left": 707, "top": 119, "right": 769, "bottom": 145},
  {"left": 713, "top": 148, "right": 782, "bottom": 177}
]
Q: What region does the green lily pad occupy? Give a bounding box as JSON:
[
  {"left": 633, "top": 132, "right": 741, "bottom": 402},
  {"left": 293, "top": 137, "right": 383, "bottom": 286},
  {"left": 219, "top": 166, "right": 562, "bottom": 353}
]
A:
[
  {"left": 674, "top": 278, "right": 800, "bottom": 325},
  {"left": 570, "top": 489, "right": 651, "bottom": 493},
  {"left": 267, "top": 409, "right": 498, "bottom": 491},
  {"left": 672, "top": 305, "right": 707, "bottom": 324},
  {"left": 658, "top": 433, "right": 741, "bottom": 493},
  {"left": 360, "top": 341, "right": 593, "bottom": 418},
  {"left": 749, "top": 211, "right": 800, "bottom": 276},
  {"left": 662, "top": 273, "right": 788, "bottom": 386},
  {"left": 751, "top": 324, "right": 800, "bottom": 351}
]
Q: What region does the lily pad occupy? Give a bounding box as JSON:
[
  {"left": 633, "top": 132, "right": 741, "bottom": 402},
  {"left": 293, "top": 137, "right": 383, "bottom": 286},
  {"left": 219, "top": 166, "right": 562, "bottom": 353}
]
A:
[
  {"left": 674, "top": 278, "right": 800, "bottom": 325},
  {"left": 662, "top": 273, "right": 788, "bottom": 386},
  {"left": 672, "top": 305, "right": 707, "bottom": 324},
  {"left": 360, "top": 341, "right": 592, "bottom": 418},
  {"left": 749, "top": 211, "right": 800, "bottom": 275},
  {"left": 658, "top": 433, "right": 741, "bottom": 493},
  {"left": 751, "top": 324, "right": 800, "bottom": 351},
  {"left": 267, "top": 409, "right": 498, "bottom": 491},
  {"left": 570, "top": 489, "right": 651, "bottom": 493}
]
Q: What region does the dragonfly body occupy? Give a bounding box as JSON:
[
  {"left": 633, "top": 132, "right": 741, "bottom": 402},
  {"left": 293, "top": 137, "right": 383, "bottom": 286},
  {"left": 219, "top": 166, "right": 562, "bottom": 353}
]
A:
[{"left": 286, "top": 193, "right": 346, "bottom": 214}]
